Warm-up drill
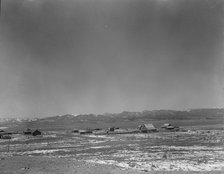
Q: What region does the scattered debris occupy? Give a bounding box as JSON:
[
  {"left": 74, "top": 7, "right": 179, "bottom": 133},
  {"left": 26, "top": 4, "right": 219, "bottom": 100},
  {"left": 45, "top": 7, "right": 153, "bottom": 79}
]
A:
[{"left": 1, "top": 135, "right": 11, "bottom": 139}]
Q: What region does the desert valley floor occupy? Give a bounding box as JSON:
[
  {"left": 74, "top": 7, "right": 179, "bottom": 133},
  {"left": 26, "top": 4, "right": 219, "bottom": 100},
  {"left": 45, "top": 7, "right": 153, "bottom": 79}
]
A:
[{"left": 0, "top": 124, "right": 224, "bottom": 174}]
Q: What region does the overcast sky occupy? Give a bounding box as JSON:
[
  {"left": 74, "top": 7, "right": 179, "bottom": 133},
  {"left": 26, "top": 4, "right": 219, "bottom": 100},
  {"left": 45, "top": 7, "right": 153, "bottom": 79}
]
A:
[{"left": 0, "top": 0, "right": 223, "bottom": 118}]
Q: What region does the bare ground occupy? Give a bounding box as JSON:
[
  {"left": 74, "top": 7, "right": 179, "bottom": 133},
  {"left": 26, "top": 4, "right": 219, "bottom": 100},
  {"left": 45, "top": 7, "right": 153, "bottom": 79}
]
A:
[
  {"left": 0, "top": 126, "right": 224, "bottom": 173},
  {"left": 0, "top": 156, "right": 223, "bottom": 174}
]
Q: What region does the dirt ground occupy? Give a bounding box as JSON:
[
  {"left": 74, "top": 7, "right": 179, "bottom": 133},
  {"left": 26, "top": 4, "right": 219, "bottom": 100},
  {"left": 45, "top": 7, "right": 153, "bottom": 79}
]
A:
[
  {"left": 0, "top": 126, "right": 224, "bottom": 173},
  {"left": 0, "top": 155, "right": 134, "bottom": 174},
  {"left": 0, "top": 156, "right": 223, "bottom": 174}
]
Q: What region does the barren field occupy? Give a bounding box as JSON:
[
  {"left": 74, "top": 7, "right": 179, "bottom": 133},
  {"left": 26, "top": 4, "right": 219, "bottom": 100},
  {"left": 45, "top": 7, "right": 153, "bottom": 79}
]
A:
[{"left": 0, "top": 125, "right": 224, "bottom": 173}]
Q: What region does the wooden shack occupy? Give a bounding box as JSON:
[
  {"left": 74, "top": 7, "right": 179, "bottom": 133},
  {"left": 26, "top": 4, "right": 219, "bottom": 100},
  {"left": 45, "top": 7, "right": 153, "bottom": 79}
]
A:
[{"left": 138, "top": 124, "right": 157, "bottom": 133}]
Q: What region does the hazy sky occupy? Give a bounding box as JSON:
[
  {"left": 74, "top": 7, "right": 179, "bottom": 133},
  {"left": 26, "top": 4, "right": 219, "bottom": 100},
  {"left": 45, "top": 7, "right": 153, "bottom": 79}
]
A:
[{"left": 0, "top": 0, "right": 223, "bottom": 118}]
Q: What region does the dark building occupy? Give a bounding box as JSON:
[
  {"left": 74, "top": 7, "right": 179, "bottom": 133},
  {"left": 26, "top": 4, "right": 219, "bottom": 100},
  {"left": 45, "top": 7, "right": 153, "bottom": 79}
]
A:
[
  {"left": 32, "top": 129, "right": 41, "bottom": 136},
  {"left": 108, "top": 127, "right": 115, "bottom": 131},
  {"left": 72, "top": 129, "right": 79, "bottom": 133}
]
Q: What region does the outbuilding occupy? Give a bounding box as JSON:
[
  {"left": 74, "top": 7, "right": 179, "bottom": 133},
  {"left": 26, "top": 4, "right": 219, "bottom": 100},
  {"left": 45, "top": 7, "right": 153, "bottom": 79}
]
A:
[
  {"left": 161, "top": 123, "right": 171, "bottom": 128},
  {"left": 108, "top": 127, "right": 115, "bottom": 132},
  {"left": 79, "top": 129, "right": 92, "bottom": 134},
  {"left": 32, "top": 129, "right": 42, "bottom": 136},
  {"left": 166, "top": 126, "right": 175, "bottom": 130},
  {"left": 138, "top": 124, "right": 157, "bottom": 133},
  {"left": 72, "top": 129, "right": 79, "bottom": 133},
  {"left": 23, "top": 128, "right": 32, "bottom": 135}
]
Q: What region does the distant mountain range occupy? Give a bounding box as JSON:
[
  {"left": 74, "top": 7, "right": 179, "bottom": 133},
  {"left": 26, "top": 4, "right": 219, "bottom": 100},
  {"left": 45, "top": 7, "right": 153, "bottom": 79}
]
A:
[{"left": 0, "top": 108, "right": 223, "bottom": 131}]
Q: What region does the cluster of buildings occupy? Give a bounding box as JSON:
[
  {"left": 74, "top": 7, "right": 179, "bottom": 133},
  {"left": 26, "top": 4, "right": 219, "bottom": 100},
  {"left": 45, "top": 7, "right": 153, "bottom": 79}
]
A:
[
  {"left": 0, "top": 129, "right": 14, "bottom": 139},
  {"left": 0, "top": 123, "right": 185, "bottom": 139},
  {"left": 23, "top": 129, "right": 42, "bottom": 136},
  {"left": 0, "top": 128, "right": 42, "bottom": 139},
  {"left": 72, "top": 123, "right": 186, "bottom": 135}
]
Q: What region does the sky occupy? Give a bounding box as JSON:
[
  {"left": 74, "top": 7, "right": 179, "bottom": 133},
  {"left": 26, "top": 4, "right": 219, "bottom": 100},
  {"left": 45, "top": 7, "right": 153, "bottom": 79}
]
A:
[{"left": 0, "top": 0, "right": 223, "bottom": 118}]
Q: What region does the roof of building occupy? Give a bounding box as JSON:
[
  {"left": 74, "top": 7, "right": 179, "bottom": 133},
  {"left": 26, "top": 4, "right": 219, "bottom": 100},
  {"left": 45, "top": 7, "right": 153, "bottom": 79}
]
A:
[
  {"left": 144, "top": 124, "right": 156, "bottom": 130},
  {"left": 139, "top": 124, "right": 156, "bottom": 130},
  {"left": 79, "top": 129, "right": 92, "bottom": 133},
  {"left": 164, "top": 123, "right": 171, "bottom": 127},
  {"left": 161, "top": 123, "right": 171, "bottom": 128},
  {"left": 166, "top": 126, "right": 175, "bottom": 129}
]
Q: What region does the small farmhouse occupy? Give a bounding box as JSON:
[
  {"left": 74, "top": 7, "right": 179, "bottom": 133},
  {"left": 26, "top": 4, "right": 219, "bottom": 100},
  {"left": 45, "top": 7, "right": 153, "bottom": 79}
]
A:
[{"left": 138, "top": 124, "right": 157, "bottom": 133}]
